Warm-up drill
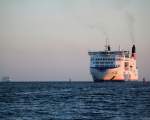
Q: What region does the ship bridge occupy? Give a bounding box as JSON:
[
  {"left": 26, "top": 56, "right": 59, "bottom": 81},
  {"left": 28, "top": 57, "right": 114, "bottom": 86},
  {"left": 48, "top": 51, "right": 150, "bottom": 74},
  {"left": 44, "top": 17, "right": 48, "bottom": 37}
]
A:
[
  {"left": 88, "top": 51, "right": 129, "bottom": 56},
  {"left": 88, "top": 50, "right": 130, "bottom": 69}
]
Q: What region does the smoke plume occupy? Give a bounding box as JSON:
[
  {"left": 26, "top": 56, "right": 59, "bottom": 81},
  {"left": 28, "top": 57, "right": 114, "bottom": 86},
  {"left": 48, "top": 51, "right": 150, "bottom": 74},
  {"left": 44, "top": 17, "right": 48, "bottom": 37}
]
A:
[
  {"left": 114, "top": 0, "right": 135, "bottom": 44},
  {"left": 125, "top": 12, "right": 135, "bottom": 44}
]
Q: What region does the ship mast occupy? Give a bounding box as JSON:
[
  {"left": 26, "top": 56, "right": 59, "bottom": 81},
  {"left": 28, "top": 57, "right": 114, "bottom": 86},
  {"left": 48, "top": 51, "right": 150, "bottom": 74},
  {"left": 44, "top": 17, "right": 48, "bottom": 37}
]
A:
[{"left": 104, "top": 32, "right": 110, "bottom": 51}]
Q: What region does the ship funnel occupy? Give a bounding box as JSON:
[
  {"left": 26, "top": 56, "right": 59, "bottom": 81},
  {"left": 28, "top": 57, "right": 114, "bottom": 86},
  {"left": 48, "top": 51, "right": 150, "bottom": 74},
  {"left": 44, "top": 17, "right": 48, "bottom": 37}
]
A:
[
  {"left": 132, "top": 44, "right": 136, "bottom": 53},
  {"left": 131, "top": 44, "right": 136, "bottom": 59}
]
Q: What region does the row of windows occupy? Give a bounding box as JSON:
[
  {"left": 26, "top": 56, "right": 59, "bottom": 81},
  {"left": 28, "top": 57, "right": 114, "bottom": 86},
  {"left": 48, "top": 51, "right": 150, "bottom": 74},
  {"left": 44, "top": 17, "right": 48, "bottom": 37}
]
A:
[
  {"left": 93, "top": 62, "right": 114, "bottom": 64},
  {"left": 91, "top": 58, "right": 122, "bottom": 61},
  {"left": 95, "top": 65, "right": 120, "bottom": 68}
]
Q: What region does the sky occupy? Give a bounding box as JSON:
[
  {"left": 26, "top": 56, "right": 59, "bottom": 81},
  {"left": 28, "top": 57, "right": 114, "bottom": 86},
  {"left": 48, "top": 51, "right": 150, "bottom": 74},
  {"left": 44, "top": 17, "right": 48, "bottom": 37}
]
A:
[{"left": 0, "top": 0, "right": 150, "bottom": 81}]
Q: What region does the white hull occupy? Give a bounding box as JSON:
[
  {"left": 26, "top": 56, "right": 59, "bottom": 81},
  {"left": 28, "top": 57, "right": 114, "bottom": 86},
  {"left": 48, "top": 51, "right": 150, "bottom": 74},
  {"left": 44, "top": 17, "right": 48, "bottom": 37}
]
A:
[
  {"left": 90, "top": 68, "right": 124, "bottom": 81},
  {"left": 90, "top": 67, "right": 138, "bottom": 82}
]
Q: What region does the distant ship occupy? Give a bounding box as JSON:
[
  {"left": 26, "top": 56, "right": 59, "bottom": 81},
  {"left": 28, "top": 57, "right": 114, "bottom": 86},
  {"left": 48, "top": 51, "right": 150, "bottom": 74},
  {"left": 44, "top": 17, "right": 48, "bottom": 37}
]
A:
[
  {"left": 1, "top": 76, "right": 11, "bottom": 82},
  {"left": 88, "top": 43, "right": 138, "bottom": 82}
]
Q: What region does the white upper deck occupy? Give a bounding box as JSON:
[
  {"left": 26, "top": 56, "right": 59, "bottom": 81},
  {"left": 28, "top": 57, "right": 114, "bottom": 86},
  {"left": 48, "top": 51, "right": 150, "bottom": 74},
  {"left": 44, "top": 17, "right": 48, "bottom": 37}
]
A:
[{"left": 88, "top": 50, "right": 130, "bottom": 59}]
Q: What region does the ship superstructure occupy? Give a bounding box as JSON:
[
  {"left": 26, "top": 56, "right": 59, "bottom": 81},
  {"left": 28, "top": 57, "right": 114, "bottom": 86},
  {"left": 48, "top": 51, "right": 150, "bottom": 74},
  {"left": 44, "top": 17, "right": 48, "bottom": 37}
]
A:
[{"left": 88, "top": 44, "right": 138, "bottom": 82}]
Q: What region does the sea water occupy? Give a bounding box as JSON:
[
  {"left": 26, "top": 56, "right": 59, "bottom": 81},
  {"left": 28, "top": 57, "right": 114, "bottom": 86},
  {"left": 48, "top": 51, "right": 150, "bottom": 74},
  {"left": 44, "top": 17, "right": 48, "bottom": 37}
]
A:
[{"left": 0, "top": 81, "right": 150, "bottom": 120}]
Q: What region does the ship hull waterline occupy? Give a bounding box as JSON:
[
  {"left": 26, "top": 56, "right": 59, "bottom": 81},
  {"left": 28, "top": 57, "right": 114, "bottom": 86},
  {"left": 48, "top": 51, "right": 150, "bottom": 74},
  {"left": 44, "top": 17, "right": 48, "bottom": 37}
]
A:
[{"left": 90, "top": 67, "right": 138, "bottom": 82}]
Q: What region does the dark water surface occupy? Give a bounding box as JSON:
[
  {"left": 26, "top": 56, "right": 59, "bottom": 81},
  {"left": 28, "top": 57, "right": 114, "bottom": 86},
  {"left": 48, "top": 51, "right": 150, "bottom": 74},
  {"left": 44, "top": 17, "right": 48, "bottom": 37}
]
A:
[{"left": 0, "top": 81, "right": 150, "bottom": 120}]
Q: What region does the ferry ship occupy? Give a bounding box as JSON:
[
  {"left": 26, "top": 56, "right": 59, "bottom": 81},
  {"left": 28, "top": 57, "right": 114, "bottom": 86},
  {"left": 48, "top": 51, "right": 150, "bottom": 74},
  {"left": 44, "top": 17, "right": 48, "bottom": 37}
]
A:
[{"left": 88, "top": 44, "right": 138, "bottom": 82}]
